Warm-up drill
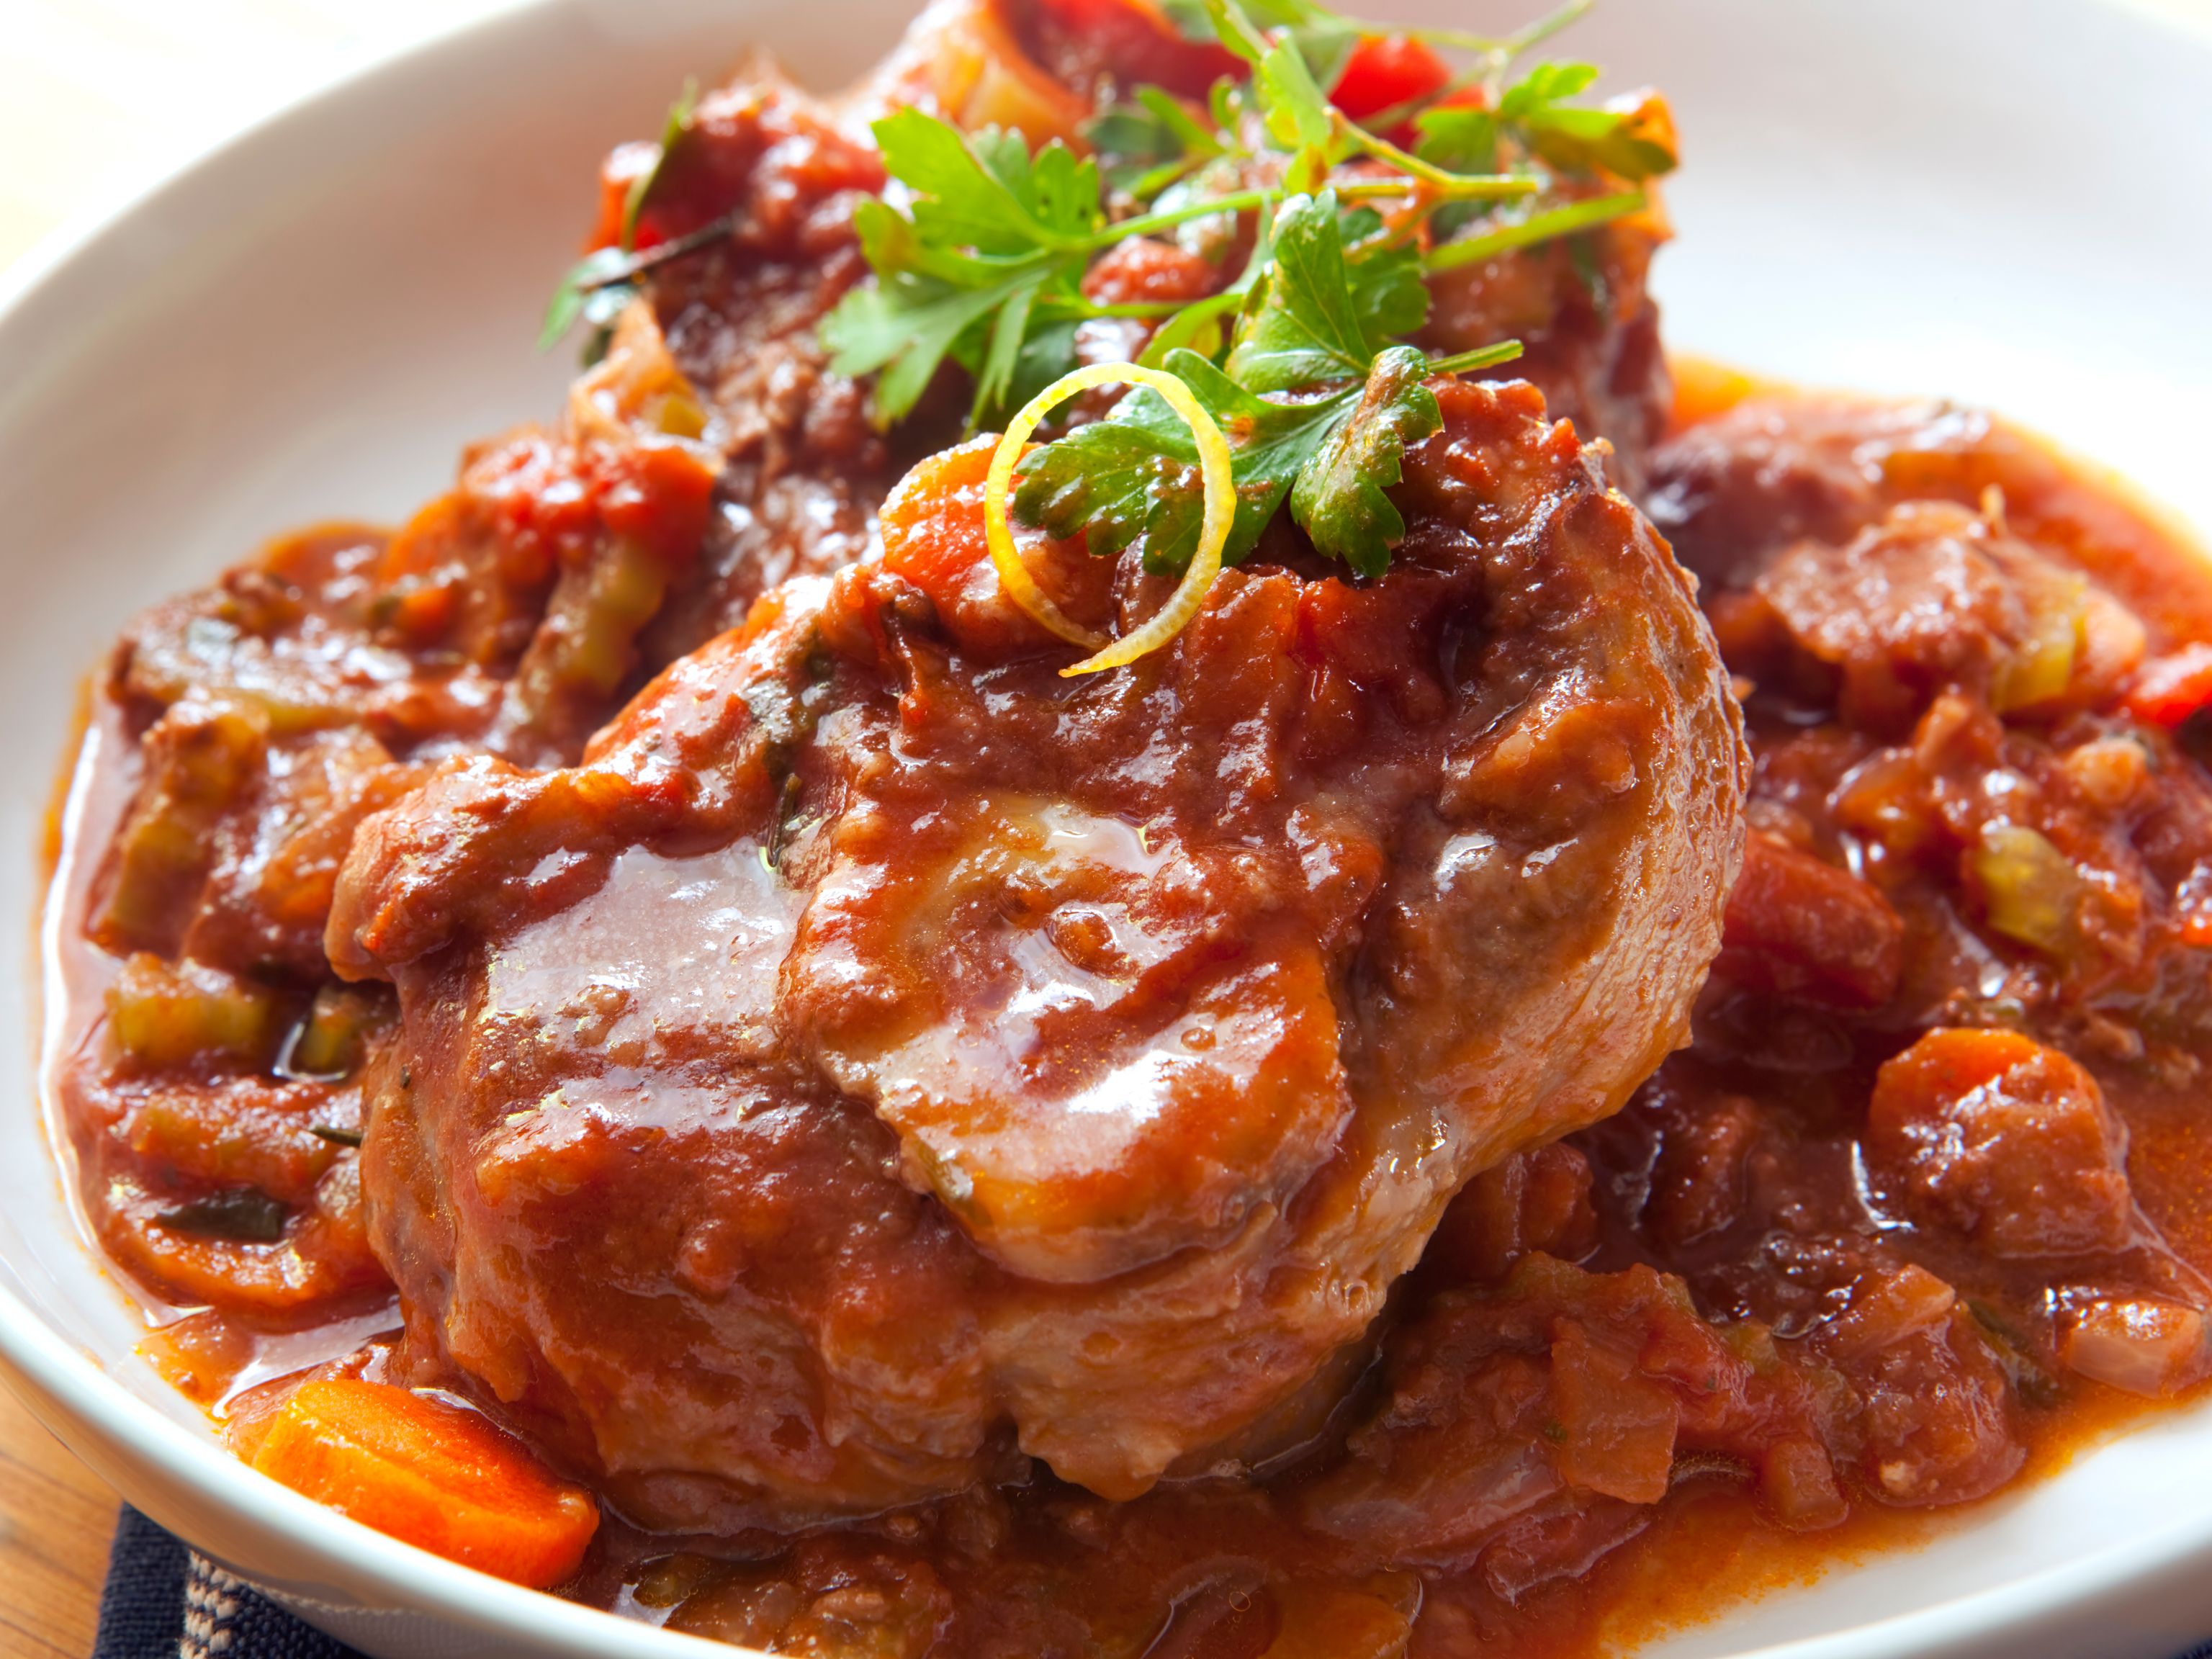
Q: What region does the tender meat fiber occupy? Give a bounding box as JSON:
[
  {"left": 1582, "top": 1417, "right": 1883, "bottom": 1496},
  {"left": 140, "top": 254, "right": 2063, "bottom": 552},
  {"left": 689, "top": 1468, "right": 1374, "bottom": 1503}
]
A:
[
  {"left": 1747, "top": 501, "right": 2145, "bottom": 735},
  {"left": 56, "top": 0, "right": 1700, "bottom": 1411},
  {"left": 1646, "top": 393, "right": 2212, "bottom": 647},
  {"left": 54, "top": 7, "right": 2212, "bottom": 1645},
  {"left": 616, "top": 72, "right": 909, "bottom": 661},
  {"left": 1721, "top": 830, "right": 1905, "bottom": 1009},
  {"left": 1420, "top": 215, "right": 1672, "bottom": 496},
  {"left": 1569, "top": 1084, "right": 2033, "bottom": 1513},
  {"left": 326, "top": 378, "right": 1745, "bottom": 1522},
  {"left": 1154, "top": 394, "right": 2212, "bottom": 1627}
]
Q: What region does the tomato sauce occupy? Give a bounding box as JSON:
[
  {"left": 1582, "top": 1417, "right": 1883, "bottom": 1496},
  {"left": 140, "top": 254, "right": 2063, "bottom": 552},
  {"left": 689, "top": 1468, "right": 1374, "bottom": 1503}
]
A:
[
  {"left": 38, "top": 362, "right": 2212, "bottom": 1657},
  {"left": 33, "top": 1, "right": 2212, "bottom": 1648}
]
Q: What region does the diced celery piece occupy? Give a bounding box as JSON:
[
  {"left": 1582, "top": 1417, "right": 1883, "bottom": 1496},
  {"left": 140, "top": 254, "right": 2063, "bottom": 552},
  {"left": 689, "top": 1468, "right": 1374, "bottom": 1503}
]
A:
[
  {"left": 1990, "top": 584, "right": 2083, "bottom": 713},
  {"left": 567, "top": 538, "right": 670, "bottom": 696},
  {"left": 93, "top": 697, "right": 269, "bottom": 953},
  {"left": 655, "top": 392, "right": 708, "bottom": 440},
  {"left": 511, "top": 537, "right": 669, "bottom": 737},
  {"left": 108, "top": 953, "right": 280, "bottom": 1069},
  {"left": 1970, "top": 823, "right": 2080, "bottom": 955},
  {"left": 280, "top": 984, "right": 382, "bottom": 1080}
]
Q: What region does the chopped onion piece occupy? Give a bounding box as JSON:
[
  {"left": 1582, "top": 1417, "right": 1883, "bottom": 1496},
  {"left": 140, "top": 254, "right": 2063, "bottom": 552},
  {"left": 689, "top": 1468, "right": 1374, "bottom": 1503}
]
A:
[{"left": 983, "top": 361, "right": 1238, "bottom": 677}]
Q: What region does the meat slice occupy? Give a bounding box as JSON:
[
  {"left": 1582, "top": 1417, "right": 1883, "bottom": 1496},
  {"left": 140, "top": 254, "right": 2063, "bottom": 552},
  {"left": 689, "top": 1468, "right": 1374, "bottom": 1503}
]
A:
[
  {"left": 328, "top": 377, "right": 1745, "bottom": 1524},
  {"left": 1645, "top": 393, "right": 2212, "bottom": 650},
  {"left": 1753, "top": 503, "right": 2144, "bottom": 733},
  {"left": 786, "top": 787, "right": 1355, "bottom": 1285},
  {"left": 1419, "top": 210, "right": 1672, "bottom": 495},
  {"left": 610, "top": 71, "right": 899, "bottom": 663},
  {"left": 1720, "top": 830, "right": 1905, "bottom": 1010}
]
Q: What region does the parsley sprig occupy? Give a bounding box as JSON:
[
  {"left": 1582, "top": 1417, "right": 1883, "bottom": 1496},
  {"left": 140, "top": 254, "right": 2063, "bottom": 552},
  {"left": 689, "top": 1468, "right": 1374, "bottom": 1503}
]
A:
[
  {"left": 1012, "top": 191, "right": 1518, "bottom": 578},
  {"left": 814, "top": 109, "right": 1450, "bottom": 428},
  {"left": 818, "top": 0, "right": 1567, "bottom": 433},
  {"left": 819, "top": 112, "right": 1119, "bottom": 426},
  {"left": 1004, "top": 0, "right": 1673, "bottom": 580},
  {"left": 541, "top": 81, "right": 703, "bottom": 355},
  {"left": 541, "top": 0, "right": 1674, "bottom": 581}
]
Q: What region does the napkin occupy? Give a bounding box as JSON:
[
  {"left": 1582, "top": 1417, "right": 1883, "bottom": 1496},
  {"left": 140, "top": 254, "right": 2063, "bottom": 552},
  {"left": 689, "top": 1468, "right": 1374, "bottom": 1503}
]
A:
[{"left": 96, "top": 1508, "right": 359, "bottom": 1659}]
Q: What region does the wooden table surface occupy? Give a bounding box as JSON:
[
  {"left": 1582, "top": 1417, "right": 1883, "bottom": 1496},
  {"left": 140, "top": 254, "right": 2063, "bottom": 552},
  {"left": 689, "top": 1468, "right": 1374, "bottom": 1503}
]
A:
[{"left": 0, "top": 1383, "right": 117, "bottom": 1659}]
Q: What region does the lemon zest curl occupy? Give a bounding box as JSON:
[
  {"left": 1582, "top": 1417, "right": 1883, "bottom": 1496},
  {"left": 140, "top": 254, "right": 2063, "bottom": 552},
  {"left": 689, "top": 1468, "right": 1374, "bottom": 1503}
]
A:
[{"left": 984, "top": 361, "right": 1237, "bottom": 677}]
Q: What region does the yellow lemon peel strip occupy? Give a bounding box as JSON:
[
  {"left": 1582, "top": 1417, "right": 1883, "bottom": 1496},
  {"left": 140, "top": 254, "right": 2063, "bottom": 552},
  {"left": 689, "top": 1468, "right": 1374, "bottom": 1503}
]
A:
[{"left": 983, "top": 361, "right": 1237, "bottom": 677}]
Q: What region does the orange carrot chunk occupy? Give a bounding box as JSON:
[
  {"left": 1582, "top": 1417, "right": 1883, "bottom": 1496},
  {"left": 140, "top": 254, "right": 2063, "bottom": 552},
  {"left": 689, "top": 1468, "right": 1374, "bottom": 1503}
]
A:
[{"left": 250, "top": 1379, "right": 598, "bottom": 1588}]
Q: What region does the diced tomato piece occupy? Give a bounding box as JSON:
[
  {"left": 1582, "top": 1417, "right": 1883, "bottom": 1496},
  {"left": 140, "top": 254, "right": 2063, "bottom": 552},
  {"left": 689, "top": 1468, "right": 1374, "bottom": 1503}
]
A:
[
  {"left": 587, "top": 141, "right": 659, "bottom": 253},
  {"left": 1080, "top": 236, "right": 1220, "bottom": 305},
  {"left": 1547, "top": 1322, "right": 1679, "bottom": 1503},
  {"left": 1328, "top": 34, "right": 1453, "bottom": 125},
  {"left": 1025, "top": 0, "right": 1243, "bottom": 98},
  {"left": 2124, "top": 641, "right": 2212, "bottom": 727},
  {"left": 1428, "top": 1142, "right": 1599, "bottom": 1282},
  {"left": 597, "top": 441, "right": 720, "bottom": 567},
  {"left": 1722, "top": 831, "right": 1906, "bottom": 1007}
]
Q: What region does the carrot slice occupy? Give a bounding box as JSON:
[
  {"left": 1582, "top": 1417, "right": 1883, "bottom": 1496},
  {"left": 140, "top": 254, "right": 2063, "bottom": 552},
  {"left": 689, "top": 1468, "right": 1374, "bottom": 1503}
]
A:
[{"left": 250, "top": 1379, "right": 598, "bottom": 1588}]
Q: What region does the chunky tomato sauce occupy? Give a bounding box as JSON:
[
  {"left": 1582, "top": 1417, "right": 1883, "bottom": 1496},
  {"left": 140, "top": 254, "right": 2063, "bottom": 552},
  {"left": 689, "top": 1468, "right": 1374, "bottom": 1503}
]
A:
[{"left": 37, "top": 1, "right": 2212, "bottom": 1653}]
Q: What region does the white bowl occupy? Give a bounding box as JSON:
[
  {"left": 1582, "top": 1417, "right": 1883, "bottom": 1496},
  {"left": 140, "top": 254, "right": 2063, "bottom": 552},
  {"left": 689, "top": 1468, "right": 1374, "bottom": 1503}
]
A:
[{"left": 4, "top": 1, "right": 2212, "bottom": 1655}]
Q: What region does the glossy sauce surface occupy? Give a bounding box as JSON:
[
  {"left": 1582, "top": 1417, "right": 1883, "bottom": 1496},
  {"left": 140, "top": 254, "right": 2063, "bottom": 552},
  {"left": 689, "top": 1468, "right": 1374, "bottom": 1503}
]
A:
[
  {"left": 46, "top": 375, "right": 2212, "bottom": 1657},
  {"left": 35, "top": 1, "right": 2212, "bottom": 1649}
]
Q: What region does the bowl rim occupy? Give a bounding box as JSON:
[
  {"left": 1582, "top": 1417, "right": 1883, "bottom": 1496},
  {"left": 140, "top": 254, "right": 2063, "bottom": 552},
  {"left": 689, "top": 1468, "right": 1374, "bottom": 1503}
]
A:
[
  {"left": 0, "top": 6, "right": 777, "bottom": 1649},
  {"left": 4, "top": 0, "right": 2212, "bottom": 1654}
]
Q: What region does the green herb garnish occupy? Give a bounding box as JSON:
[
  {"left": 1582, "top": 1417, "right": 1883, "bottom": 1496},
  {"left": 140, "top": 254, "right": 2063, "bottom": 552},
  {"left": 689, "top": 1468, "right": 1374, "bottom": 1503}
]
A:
[
  {"left": 540, "top": 80, "right": 702, "bottom": 359},
  {"left": 159, "top": 1187, "right": 289, "bottom": 1244},
  {"left": 815, "top": 0, "right": 1665, "bottom": 577},
  {"left": 820, "top": 109, "right": 1114, "bottom": 426},
  {"left": 1084, "top": 86, "right": 1226, "bottom": 196},
  {"left": 1012, "top": 192, "right": 1518, "bottom": 577},
  {"left": 818, "top": 107, "right": 1357, "bottom": 430},
  {"left": 539, "top": 0, "right": 1671, "bottom": 579},
  {"left": 624, "top": 78, "right": 700, "bottom": 248},
  {"left": 1412, "top": 58, "right": 1673, "bottom": 215},
  {"left": 539, "top": 210, "right": 746, "bottom": 356},
  {"left": 817, "top": 20, "right": 1542, "bottom": 435}
]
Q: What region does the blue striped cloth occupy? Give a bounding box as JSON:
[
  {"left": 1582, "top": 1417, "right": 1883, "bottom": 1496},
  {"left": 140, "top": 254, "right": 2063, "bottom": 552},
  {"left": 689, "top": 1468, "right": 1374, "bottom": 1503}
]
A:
[{"left": 97, "top": 1509, "right": 358, "bottom": 1659}]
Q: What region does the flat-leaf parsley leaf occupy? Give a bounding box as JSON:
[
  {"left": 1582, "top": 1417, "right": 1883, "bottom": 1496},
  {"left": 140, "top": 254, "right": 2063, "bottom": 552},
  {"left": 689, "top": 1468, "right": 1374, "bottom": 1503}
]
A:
[{"left": 1012, "top": 192, "right": 1519, "bottom": 577}]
